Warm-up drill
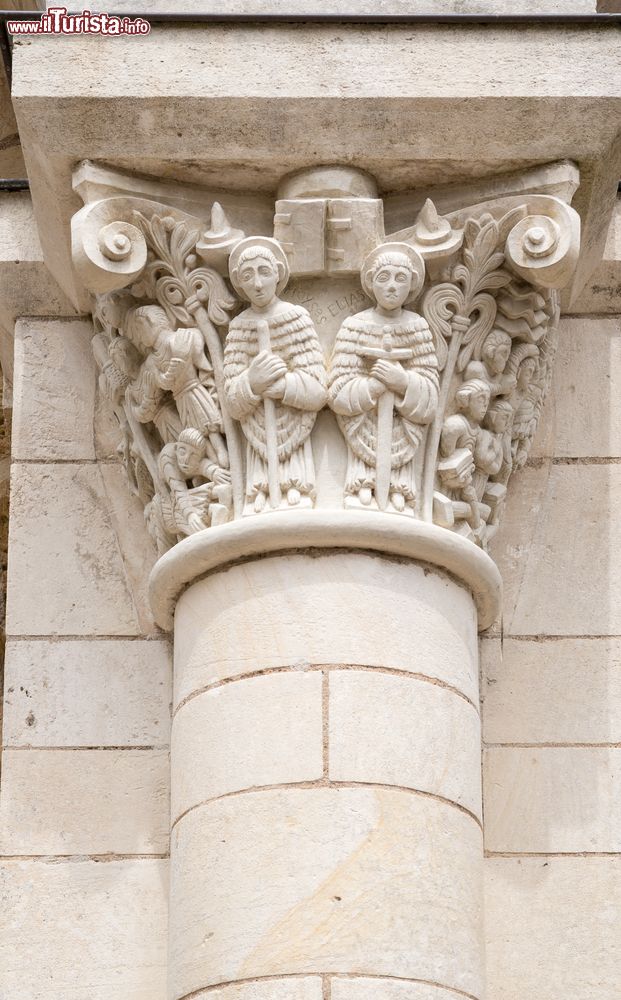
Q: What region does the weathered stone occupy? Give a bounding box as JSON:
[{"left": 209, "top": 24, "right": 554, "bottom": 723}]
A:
[
  {"left": 6, "top": 463, "right": 142, "bottom": 636},
  {"left": 186, "top": 979, "right": 324, "bottom": 1000},
  {"left": 484, "top": 747, "right": 621, "bottom": 853},
  {"left": 331, "top": 977, "right": 472, "bottom": 1000},
  {"left": 491, "top": 463, "right": 621, "bottom": 635},
  {"left": 485, "top": 857, "right": 621, "bottom": 1000},
  {"left": 0, "top": 858, "right": 168, "bottom": 1000},
  {"left": 533, "top": 316, "right": 621, "bottom": 459},
  {"left": 171, "top": 671, "right": 323, "bottom": 822},
  {"left": 12, "top": 318, "right": 96, "bottom": 461},
  {"left": 170, "top": 786, "right": 484, "bottom": 1000},
  {"left": 2, "top": 638, "right": 171, "bottom": 747},
  {"left": 329, "top": 670, "right": 482, "bottom": 818},
  {"left": 173, "top": 553, "right": 478, "bottom": 708},
  {"left": 98, "top": 462, "right": 159, "bottom": 635},
  {"left": 482, "top": 636, "right": 621, "bottom": 744},
  {"left": 0, "top": 748, "right": 169, "bottom": 855}
]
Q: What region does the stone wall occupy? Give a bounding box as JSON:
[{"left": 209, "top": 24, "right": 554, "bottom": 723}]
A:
[
  {"left": 0, "top": 317, "right": 170, "bottom": 1000},
  {"left": 483, "top": 314, "right": 621, "bottom": 999},
  {"left": 2, "top": 309, "right": 620, "bottom": 997}
]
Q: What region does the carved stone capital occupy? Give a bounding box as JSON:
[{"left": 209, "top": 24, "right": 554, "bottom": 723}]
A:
[{"left": 72, "top": 161, "right": 580, "bottom": 627}]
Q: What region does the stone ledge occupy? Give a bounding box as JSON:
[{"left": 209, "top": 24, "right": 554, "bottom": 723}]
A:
[{"left": 149, "top": 509, "right": 502, "bottom": 631}]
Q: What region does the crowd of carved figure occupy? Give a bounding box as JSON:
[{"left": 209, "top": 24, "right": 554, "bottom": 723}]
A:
[{"left": 92, "top": 214, "right": 558, "bottom": 554}]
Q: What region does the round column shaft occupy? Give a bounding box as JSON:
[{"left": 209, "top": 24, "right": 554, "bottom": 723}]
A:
[{"left": 152, "top": 517, "right": 499, "bottom": 1000}]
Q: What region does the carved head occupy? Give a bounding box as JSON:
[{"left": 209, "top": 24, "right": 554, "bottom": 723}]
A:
[
  {"left": 455, "top": 378, "right": 491, "bottom": 423},
  {"left": 95, "top": 290, "right": 135, "bottom": 334},
  {"left": 484, "top": 398, "right": 513, "bottom": 434},
  {"left": 176, "top": 428, "right": 206, "bottom": 476},
  {"left": 507, "top": 343, "right": 539, "bottom": 390},
  {"left": 482, "top": 329, "right": 512, "bottom": 374},
  {"left": 361, "top": 242, "right": 425, "bottom": 307},
  {"left": 229, "top": 237, "right": 290, "bottom": 306},
  {"left": 125, "top": 304, "right": 170, "bottom": 352},
  {"left": 367, "top": 253, "right": 416, "bottom": 311}
]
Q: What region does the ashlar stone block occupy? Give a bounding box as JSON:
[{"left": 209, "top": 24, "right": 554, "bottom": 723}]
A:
[
  {"left": 484, "top": 747, "right": 621, "bottom": 853},
  {"left": 485, "top": 857, "right": 621, "bottom": 1000},
  {"left": 332, "top": 977, "right": 472, "bottom": 1000},
  {"left": 170, "top": 786, "right": 484, "bottom": 1000},
  {"left": 0, "top": 748, "right": 169, "bottom": 856},
  {"left": 328, "top": 670, "right": 482, "bottom": 819},
  {"left": 2, "top": 638, "right": 171, "bottom": 747},
  {"left": 0, "top": 858, "right": 168, "bottom": 1000},
  {"left": 481, "top": 636, "right": 621, "bottom": 744},
  {"left": 171, "top": 671, "right": 323, "bottom": 822},
  {"left": 12, "top": 318, "right": 96, "bottom": 461},
  {"left": 174, "top": 553, "right": 478, "bottom": 709},
  {"left": 491, "top": 463, "right": 621, "bottom": 635},
  {"left": 184, "top": 977, "right": 323, "bottom": 1000},
  {"left": 6, "top": 463, "right": 142, "bottom": 636}
]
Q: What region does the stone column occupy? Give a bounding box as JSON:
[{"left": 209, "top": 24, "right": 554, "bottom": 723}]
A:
[
  {"left": 70, "top": 160, "right": 581, "bottom": 1000},
  {"left": 150, "top": 513, "right": 500, "bottom": 1000}
]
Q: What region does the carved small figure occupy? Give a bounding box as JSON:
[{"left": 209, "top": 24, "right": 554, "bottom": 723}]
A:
[
  {"left": 223, "top": 237, "right": 328, "bottom": 513},
  {"left": 329, "top": 243, "right": 438, "bottom": 513},
  {"left": 124, "top": 304, "right": 229, "bottom": 466},
  {"left": 463, "top": 328, "right": 516, "bottom": 398},
  {"left": 483, "top": 398, "right": 514, "bottom": 485},
  {"left": 438, "top": 378, "right": 492, "bottom": 530},
  {"left": 147, "top": 428, "right": 232, "bottom": 554},
  {"left": 506, "top": 342, "right": 540, "bottom": 469}
]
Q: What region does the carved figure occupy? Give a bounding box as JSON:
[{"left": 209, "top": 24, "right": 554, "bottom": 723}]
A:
[
  {"left": 463, "top": 328, "right": 516, "bottom": 398},
  {"left": 223, "top": 237, "right": 328, "bottom": 513},
  {"left": 506, "top": 342, "right": 540, "bottom": 469},
  {"left": 438, "top": 379, "right": 493, "bottom": 530},
  {"left": 483, "top": 398, "right": 514, "bottom": 485},
  {"left": 329, "top": 243, "right": 438, "bottom": 513},
  {"left": 124, "top": 304, "right": 229, "bottom": 467},
  {"left": 147, "top": 428, "right": 232, "bottom": 554}
]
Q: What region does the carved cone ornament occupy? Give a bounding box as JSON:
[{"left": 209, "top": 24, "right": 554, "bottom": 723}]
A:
[{"left": 73, "top": 163, "right": 579, "bottom": 555}]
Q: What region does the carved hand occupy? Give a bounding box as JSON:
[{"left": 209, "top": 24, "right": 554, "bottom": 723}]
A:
[
  {"left": 371, "top": 360, "right": 409, "bottom": 395},
  {"left": 367, "top": 376, "right": 386, "bottom": 401},
  {"left": 187, "top": 512, "right": 205, "bottom": 534},
  {"left": 212, "top": 466, "right": 232, "bottom": 486},
  {"left": 248, "top": 351, "right": 288, "bottom": 395},
  {"left": 263, "top": 376, "right": 287, "bottom": 400},
  {"left": 160, "top": 356, "right": 185, "bottom": 386}
]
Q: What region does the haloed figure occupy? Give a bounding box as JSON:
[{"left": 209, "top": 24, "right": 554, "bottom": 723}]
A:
[
  {"left": 223, "top": 237, "right": 327, "bottom": 513},
  {"left": 328, "top": 243, "right": 439, "bottom": 513}
]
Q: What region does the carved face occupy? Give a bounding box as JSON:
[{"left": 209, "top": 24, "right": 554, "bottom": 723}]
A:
[
  {"left": 487, "top": 407, "right": 512, "bottom": 433},
  {"left": 177, "top": 442, "right": 201, "bottom": 476},
  {"left": 371, "top": 264, "right": 412, "bottom": 310},
  {"left": 237, "top": 254, "right": 279, "bottom": 308},
  {"left": 517, "top": 357, "right": 537, "bottom": 389},
  {"left": 468, "top": 388, "right": 490, "bottom": 422},
  {"left": 485, "top": 340, "right": 511, "bottom": 374}
]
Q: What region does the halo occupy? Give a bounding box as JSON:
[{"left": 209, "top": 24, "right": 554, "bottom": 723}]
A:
[
  {"left": 228, "top": 237, "right": 290, "bottom": 299},
  {"left": 361, "top": 242, "right": 426, "bottom": 304}
]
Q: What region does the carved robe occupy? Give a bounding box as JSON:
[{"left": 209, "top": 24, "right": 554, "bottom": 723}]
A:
[
  {"left": 152, "top": 326, "right": 223, "bottom": 435},
  {"left": 329, "top": 312, "right": 439, "bottom": 506},
  {"left": 223, "top": 303, "right": 328, "bottom": 502}
]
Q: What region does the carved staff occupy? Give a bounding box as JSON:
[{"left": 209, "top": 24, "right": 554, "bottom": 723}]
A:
[
  {"left": 361, "top": 329, "right": 413, "bottom": 512},
  {"left": 188, "top": 301, "right": 245, "bottom": 518},
  {"left": 256, "top": 319, "right": 282, "bottom": 509},
  {"left": 420, "top": 309, "right": 471, "bottom": 522}
]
